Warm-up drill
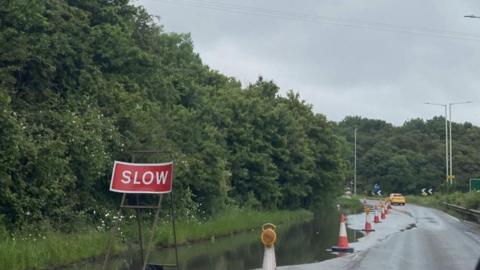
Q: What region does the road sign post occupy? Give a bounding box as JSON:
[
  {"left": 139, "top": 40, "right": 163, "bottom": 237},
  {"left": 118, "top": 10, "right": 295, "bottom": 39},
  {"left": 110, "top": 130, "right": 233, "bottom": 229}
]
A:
[
  {"left": 103, "top": 151, "right": 179, "bottom": 270},
  {"left": 447, "top": 175, "right": 456, "bottom": 193}
]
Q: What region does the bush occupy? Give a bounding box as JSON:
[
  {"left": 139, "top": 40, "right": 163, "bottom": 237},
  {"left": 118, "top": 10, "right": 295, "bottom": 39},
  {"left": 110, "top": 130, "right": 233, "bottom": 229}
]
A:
[{"left": 464, "top": 192, "right": 480, "bottom": 210}]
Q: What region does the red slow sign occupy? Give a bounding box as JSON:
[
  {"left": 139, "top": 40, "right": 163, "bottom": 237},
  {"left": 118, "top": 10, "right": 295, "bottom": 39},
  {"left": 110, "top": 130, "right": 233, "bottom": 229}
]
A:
[{"left": 110, "top": 161, "right": 174, "bottom": 194}]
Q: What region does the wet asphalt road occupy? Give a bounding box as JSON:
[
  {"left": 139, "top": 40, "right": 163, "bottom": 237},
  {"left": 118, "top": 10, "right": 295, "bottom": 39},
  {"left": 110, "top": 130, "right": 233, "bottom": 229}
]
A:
[
  {"left": 282, "top": 203, "right": 480, "bottom": 270},
  {"left": 349, "top": 204, "right": 480, "bottom": 270}
]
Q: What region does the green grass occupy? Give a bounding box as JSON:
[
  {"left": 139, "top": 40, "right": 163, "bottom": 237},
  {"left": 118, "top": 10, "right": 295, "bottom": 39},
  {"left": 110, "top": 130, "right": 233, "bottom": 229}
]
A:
[
  {"left": 0, "top": 208, "right": 312, "bottom": 270},
  {"left": 407, "top": 192, "right": 480, "bottom": 210},
  {"left": 0, "top": 229, "right": 118, "bottom": 270},
  {"left": 336, "top": 195, "right": 365, "bottom": 214},
  {"left": 406, "top": 195, "right": 440, "bottom": 208},
  {"left": 153, "top": 208, "right": 313, "bottom": 246}
]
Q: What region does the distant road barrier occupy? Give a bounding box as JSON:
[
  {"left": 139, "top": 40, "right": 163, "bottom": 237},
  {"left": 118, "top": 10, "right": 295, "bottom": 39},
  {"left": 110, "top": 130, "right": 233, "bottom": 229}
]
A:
[{"left": 442, "top": 202, "right": 480, "bottom": 223}]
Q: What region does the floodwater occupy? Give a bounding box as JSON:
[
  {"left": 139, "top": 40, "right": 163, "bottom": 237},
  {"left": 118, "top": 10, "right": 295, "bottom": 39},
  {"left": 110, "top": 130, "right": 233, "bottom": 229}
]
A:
[{"left": 66, "top": 211, "right": 362, "bottom": 270}]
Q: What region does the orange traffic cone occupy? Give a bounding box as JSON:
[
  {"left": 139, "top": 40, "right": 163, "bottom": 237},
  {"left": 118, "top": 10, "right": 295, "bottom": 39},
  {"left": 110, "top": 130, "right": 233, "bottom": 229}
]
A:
[
  {"left": 373, "top": 205, "right": 381, "bottom": 223},
  {"left": 362, "top": 207, "right": 375, "bottom": 232},
  {"left": 384, "top": 200, "right": 390, "bottom": 214},
  {"left": 261, "top": 224, "right": 277, "bottom": 270},
  {"left": 331, "top": 214, "right": 354, "bottom": 252}
]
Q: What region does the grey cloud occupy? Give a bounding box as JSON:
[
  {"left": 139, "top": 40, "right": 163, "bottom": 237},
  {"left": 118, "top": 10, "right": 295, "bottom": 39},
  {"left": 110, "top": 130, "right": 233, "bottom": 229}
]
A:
[{"left": 137, "top": 0, "right": 480, "bottom": 125}]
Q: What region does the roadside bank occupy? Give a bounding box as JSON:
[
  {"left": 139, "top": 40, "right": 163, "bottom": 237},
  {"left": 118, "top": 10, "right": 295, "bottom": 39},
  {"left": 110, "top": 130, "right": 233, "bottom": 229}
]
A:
[{"left": 0, "top": 208, "right": 312, "bottom": 270}]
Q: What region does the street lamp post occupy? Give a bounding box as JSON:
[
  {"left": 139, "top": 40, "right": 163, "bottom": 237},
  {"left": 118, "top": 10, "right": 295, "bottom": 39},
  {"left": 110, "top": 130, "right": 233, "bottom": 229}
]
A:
[
  {"left": 448, "top": 101, "right": 473, "bottom": 184},
  {"left": 424, "top": 103, "right": 449, "bottom": 188},
  {"left": 449, "top": 104, "right": 452, "bottom": 185},
  {"left": 354, "top": 128, "right": 357, "bottom": 196}
]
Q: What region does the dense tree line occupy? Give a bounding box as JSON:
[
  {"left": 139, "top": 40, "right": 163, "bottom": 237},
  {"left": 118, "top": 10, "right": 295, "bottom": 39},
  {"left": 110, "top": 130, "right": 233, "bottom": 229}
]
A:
[
  {"left": 0, "top": 0, "right": 347, "bottom": 230},
  {"left": 3, "top": 0, "right": 478, "bottom": 232},
  {"left": 336, "top": 116, "right": 480, "bottom": 195}
]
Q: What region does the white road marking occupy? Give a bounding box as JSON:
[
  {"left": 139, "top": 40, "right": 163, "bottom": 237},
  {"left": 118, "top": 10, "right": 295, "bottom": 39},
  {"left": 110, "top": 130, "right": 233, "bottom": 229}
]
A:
[{"left": 445, "top": 213, "right": 460, "bottom": 222}]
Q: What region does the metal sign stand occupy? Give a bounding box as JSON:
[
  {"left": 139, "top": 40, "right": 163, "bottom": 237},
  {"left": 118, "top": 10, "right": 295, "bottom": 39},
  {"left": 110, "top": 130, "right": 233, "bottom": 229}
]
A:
[{"left": 103, "top": 150, "right": 179, "bottom": 270}]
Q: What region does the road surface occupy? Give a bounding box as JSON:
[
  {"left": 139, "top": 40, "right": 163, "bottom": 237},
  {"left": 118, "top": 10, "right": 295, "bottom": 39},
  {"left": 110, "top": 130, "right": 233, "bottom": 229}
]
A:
[{"left": 280, "top": 202, "right": 480, "bottom": 270}]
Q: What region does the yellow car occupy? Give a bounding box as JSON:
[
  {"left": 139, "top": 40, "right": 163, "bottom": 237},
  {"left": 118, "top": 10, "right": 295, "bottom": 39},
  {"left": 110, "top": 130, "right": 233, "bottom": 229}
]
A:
[{"left": 389, "top": 193, "right": 406, "bottom": 205}]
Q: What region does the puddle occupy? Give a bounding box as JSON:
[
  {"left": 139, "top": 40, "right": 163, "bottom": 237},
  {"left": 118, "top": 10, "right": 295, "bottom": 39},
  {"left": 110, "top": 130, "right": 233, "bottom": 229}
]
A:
[{"left": 64, "top": 211, "right": 363, "bottom": 270}]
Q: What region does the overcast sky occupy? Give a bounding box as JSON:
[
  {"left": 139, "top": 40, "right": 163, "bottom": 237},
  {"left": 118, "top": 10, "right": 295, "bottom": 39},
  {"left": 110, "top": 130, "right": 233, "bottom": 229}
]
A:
[{"left": 136, "top": 0, "right": 480, "bottom": 126}]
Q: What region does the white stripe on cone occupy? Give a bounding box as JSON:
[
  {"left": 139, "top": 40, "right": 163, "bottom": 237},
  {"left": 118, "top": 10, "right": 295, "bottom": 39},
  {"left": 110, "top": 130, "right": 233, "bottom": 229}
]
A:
[
  {"left": 336, "top": 214, "right": 350, "bottom": 248},
  {"left": 366, "top": 210, "right": 373, "bottom": 230},
  {"left": 339, "top": 218, "right": 347, "bottom": 237},
  {"left": 263, "top": 246, "right": 276, "bottom": 270}
]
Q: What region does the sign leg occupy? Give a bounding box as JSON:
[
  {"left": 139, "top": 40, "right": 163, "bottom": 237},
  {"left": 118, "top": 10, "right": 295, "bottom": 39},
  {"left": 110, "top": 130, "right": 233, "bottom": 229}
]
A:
[
  {"left": 102, "top": 194, "right": 126, "bottom": 270},
  {"left": 136, "top": 194, "right": 145, "bottom": 267},
  {"left": 142, "top": 194, "right": 164, "bottom": 270},
  {"left": 170, "top": 193, "right": 180, "bottom": 269}
]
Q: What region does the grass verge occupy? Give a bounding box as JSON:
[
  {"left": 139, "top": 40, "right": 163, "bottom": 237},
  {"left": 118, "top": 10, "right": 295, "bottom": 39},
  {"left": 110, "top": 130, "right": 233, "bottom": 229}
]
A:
[
  {"left": 0, "top": 208, "right": 312, "bottom": 270},
  {"left": 0, "top": 229, "right": 121, "bottom": 270},
  {"left": 153, "top": 208, "right": 313, "bottom": 246},
  {"left": 155, "top": 208, "right": 313, "bottom": 246},
  {"left": 336, "top": 195, "right": 364, "bottom": 214},
  {"left": 407, "top": 192, "right": 480, "bottom": 210}
]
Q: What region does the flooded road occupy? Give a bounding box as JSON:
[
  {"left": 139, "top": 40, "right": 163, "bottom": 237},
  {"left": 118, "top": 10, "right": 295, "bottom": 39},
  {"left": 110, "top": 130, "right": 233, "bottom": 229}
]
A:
[
  {"left": 280, "top": 202, "right": 480, "bottom": 270},
  {"left": 66, "top": 211, "right": 362, "bottom": 270}
]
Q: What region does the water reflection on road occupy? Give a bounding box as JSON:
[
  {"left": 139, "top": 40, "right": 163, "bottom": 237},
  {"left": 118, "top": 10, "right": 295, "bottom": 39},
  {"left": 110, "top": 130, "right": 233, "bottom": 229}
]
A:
[{"left": 67, "top": 210, "right": 361, "bottom": 270}]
